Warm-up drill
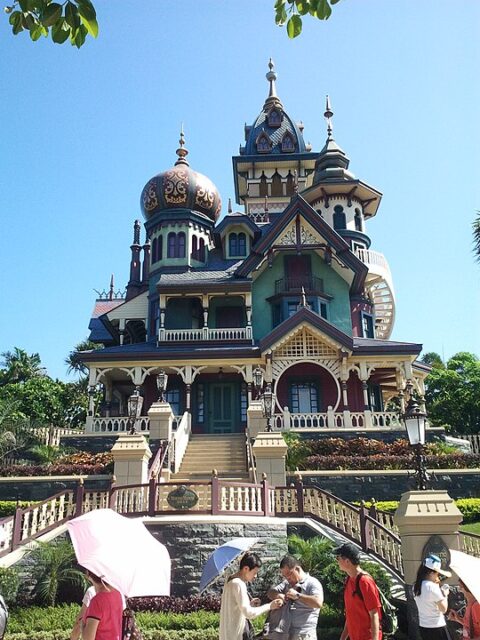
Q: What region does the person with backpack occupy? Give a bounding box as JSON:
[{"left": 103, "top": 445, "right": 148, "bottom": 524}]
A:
[
  {"left": 334, "top": 543, "right": 382, "bottom": 640},
  {"left": 448, "top": 578, "right": 480, "bottom": 639},
  {"left": 413, "top": 554, "right": 451, "bottom": 640}
]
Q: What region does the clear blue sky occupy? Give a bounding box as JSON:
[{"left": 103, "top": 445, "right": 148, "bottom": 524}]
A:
[{"left": 1, "top": 1, "right": 479, "bottom": 381}]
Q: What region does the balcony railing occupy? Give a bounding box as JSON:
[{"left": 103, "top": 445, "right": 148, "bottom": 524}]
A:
[
  {"left": 91, "top": 416, "right": 150, "bottom": 433},
  {"left": 274, "top": 276, "right": 324, "bottom": 295},
  {"left": 272, "top": 409, "right": 402, "bottom": 430},
  {"left": 158, "top": 326, "right": 252, "bottom": 342}
]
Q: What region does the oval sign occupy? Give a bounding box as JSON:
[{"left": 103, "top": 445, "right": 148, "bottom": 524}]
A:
[{"left": 167, "top": 485, "right": 199, "bottom": 510}]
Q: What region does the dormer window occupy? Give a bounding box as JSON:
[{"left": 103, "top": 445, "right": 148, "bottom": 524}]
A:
[
  {"left": 256, "top": 132, "right": 272, "bottom": 153},
  {"left": 281, "top": 131, "right": 295, "bottom": 153},
  {"left": 229, "top": 232, "right": 247, "bottom": 257},
  {"left": 267, "top": 108, "right": 283, "bottom": 128}
]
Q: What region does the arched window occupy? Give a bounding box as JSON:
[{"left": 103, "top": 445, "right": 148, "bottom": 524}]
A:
[
  {"left": 157, "top": 235, "right": 163, "bottom": 260},
  {"left": 177, "top": 232, "right": 186, "bottom": 258},
  {"left": 256, "top": 132, "right": 271, "bottom": 153},
  {"left": 281, "top": 131, "right": 295, "bottom": 153},
  {"left": 167, "top": 232, "right": 176, "bottom": 258},
  {"left": 229, "top": 232, "right": 238, "bottom": 256},
  {"left": 259, "top": 172, "right": 268, "bottom": 197},
  {"left": 237, "top": 232, "right": 247, "bottom": 256},
  {"left": 191, "top": 235, "right": 198, "bottom": 260},
  {"left": 151, "top": 237, "right": 158, "bottom": 263},
  {"left": 286, "top": 171, "right": 295, "bottom": 196},
  {"left": 199, "top": 237, "right": 205, "bottom": 262},
  {"left": 354, "top": 208, "right": 363, "bottom": 232},
  {"left": 267, "top": 108, "right": 282, "bottom": 127},
  {"left": 271, "top": 170, "right": 283, "bottom": 196},
  {"left": 333, "top": 205, "right": 346, "bottom": 230}
]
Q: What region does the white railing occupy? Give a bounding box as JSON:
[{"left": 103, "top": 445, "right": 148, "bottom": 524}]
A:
[
  {"left": 91, "top": 416, "right": 150, "bottom": 433},
  {"left": 275, "top": 410, "right": 401, "bottom": 430},
  {"left": 172, "top": 411, "right": 191, "bottom": 474},
  {"left": 354, "top": 247, "right": 389, "bottom": 271},
  {"left": 33, "top": 426, "right": 80, "bottom": 446},
  {"left": 455, "top": 434, "right": 480, "bottom": 454},
  {"left": 158, "top": 326, "right": 252, "bottom": 342}
]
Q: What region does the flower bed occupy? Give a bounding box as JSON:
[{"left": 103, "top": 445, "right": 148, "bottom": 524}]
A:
[{"left": 0, "top": 463, "right": 111, "bottom": 477}]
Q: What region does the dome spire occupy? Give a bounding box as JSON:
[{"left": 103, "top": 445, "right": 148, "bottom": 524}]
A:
[
  {"left": 324, "top": 95, "right": 334, "bottom": 140},
  {"left": 175, "top": 124, "right": 189, "bottom": 166},
  {"left": 264, "top": 58, "right": 283, "bottom": 110}
]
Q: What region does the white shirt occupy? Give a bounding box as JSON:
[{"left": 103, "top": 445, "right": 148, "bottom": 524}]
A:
[
  {"left": 219, "top": 577, "right": 272, "bottom": 640},
  {"left": 414, "top": 580, "right": 446, "bottom": 628}
]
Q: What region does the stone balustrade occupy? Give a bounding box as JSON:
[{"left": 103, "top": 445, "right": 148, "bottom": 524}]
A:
[{"left": 158, "top": 326, "right": 252, "bottom": 342}]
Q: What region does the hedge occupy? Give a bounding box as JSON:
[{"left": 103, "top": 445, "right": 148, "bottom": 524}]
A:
[
  {"left": 0, "top": 501, "right": 36, "bottom": 517},
  {"left": 303, "top": 452, "right": 480, "bottom": 471},
  {"left": 363, "top": 498, "right": 480, "bottom": 524},
  {"left": 5, "top": 632, "right": 219, "bottom": 640},
  {"left": 0, "top": 463, "right": 111, "bottom": 477}
]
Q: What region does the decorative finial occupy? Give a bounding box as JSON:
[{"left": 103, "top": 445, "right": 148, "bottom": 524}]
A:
[
  {"left": 175, "top": 124, "right": 189, "bottom": 165},
  {"left": 298, "top": 287, "right": 310, "bottom": 310},
  {"left": 264, "top": 195, "right": 269, "bottom": 213},
  {"left": 264, "top": 58, "right": 283, "bottom": 109},
  {"left": 228, "top": 198, "right": 232, "bottom": 214},
  {"left": 293, "top": 169, "right": 299, "bottom": 194},
  {"left": 109, "top": 274, "right": 114, "bottom": 301},
  {"left": 133, "top": 219, "right": 141, "bottom": 245},
  {"left": 324, "top": 95, "right": 334, "bottom": 140}
]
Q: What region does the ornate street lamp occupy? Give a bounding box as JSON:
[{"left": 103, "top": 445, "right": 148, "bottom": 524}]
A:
[
  {"left": 156, "top": 370, "right": 169, "bottom": 402},
  {"left": 261, "top": 383, "right": 274, "bottom": 433},
  {"left": 127, "top": 389, "right": 143, "bottom": 435},
  {"left": 403, "top": 396, "right": 429, "bottom": 490},
  {"left": 253, "top": 366, "right": 264, "bottom": 399}
]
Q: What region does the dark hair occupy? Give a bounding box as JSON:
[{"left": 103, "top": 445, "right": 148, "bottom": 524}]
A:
[
  {"left": 239, "top": 552, "right": 262, "bottom": 571},
  {"left": 413, "top": 564, "right": 435, "bottom": 596},
  {"left": 280, "top": 555, "right": 301, "bottom": 570},
  {"left": 334, "top": 543, "right": 361, "bottom": 565}
]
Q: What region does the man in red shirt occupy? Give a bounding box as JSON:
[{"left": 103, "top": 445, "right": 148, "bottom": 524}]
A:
[{"left": 334, "top": 543, "right": 382, "bottom": 640}]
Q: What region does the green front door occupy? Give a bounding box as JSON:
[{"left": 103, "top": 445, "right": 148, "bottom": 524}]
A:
[{"left": 208, "top": 383, "right": 237, "bottom": 433}]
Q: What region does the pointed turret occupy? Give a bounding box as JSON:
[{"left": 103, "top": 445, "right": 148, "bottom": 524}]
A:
[{"left": 313, "top": 96, "right": 353, "bottom": 183}]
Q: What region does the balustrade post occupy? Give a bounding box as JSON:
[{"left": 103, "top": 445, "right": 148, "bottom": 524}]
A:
[
  {"left": 148, "top": 477, "right": 157, "bottom": 517},
  {"left": 261, "top": 475, "right": 271, "bottom": 516},
  {"left": 12, "top": 507, "right": 23, "bottom": 549},
  {"left": 109, "top": 476, "right": 117, "bottom": 510},
  {"left": 74, "top": 479, "right": 85, "bottom": 518},
  {"left": 359, "top": 501, "right": 370, "bottom": 552},
  {"left": 211, "top": 472, "right": 219, "bottom": 515},
  {"left": 295, "top": 476, "right": 304, "bottom": 517},
  {"left": 327, "top": 406, "right": 335, "bottom": 429},
  {"left": 369, "top": 498, "right": 378, "bottom": 521}
]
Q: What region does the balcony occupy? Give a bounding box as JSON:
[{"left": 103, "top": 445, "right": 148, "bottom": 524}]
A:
[
  {"left": 272, "top": 409, "right": 403, "bottom": 430},
  {"left": 274, "top": 276, "right": 324, "bottom": 295},
  {"left": 158, "top": 326, "right": 252, "bottom": 342}
]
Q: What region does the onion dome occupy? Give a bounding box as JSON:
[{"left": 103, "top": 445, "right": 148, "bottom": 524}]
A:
[
  {"left": 241, "top": 59, "right": 310, "bottom": 156},
  {"left": 140, "top": 130, "right": 222, "bottom": 222}
]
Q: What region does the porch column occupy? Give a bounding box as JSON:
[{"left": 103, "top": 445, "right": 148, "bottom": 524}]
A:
[
  {"left": 186, "top": 384, "right": 191, "bottom": 411},
  {"left": 119, "top": 318, "right": 126, "bottom": 345},
  {"left": 86, "top": 385, "right": 96, "bottom": 432},
  {"left": 341, "top": 380, "right": 352, "bottom": 428},
  {"left": 104, "top": 379, "right": 113, "bottom": 417}
]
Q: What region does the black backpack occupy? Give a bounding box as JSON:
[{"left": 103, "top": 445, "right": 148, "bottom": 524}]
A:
[{"left": 347, "top": 572, "right": 398, "bottom": 637}]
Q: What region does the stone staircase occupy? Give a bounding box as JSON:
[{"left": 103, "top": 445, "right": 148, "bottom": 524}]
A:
[{"left": 172, "top": 433, "right": 249, "bottom": 482}]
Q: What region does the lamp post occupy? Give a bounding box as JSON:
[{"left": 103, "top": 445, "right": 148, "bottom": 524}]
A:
[
  {"left": 127, "top": 389, "right": 143, "bottom": 435},
  {"left": 156, "top": 370, "right": 169, "bottom": 402},
  {"left": 253, "top": 366, "right": 264, "bottom": 400},
  {"left": 261, "top": 383, "right": 274, "bottom": 432},
  {"left": 402, "top": 396, "right": 429, "bottom": 490}
]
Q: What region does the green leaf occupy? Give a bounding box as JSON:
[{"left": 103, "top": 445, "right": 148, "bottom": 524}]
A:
[
  {"left": 77, "top": 0, "right": 98, "bottom": 37},
  {"left": 51, "top": 17, "right": 70, "bottom": 43},
  {"left": 316, "top": 0, "right": 332, "bottom": 19},
  {"left": 41, "top": 2, "right": 62, "bottom": 26},
  {"left": 18, "top": 0, "right": 33, "bottom": 11},
  {"left": 65, "top": 1, "right": 80, "bottom": 28},
  {"left": 275, "top": 5, "right": 288, "bottom": 25},
  {"left": 295, "top": 0, "right": 310, "bottom": 16},
  {"left": 287, "top": 14, "right": 302, "bottom": 37},
  {"left": 308, "top": 0, "right": 320, "bottom": 15},
  {"left": 274, "top": 0, "right": 285, "bottom": 9},
  {"left": 30, "top": 22, "right": 43, "bottom": 40},
  {"left": 72, "top": 22, "right": 87, "bottom": 47},
  {"left": 8, "top": 10, "right": 21, "bottom": 25},
  {"left": 330, "top": 0, "right": 341, "bottom": 4}
]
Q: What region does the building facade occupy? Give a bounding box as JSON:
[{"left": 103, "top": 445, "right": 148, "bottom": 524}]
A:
[{"left": 80, "top": 62, "right": 429, "bottom": 437}]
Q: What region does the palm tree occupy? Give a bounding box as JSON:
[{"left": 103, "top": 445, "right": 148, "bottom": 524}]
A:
[
  {"left": 65, "top": 339, "right": 102, "bottom": 377},
  {"left": 0, "top": 348, "right": 44, "bottom": 386},
  {"left": 474, "top": 211, "right": 480, "bottom": 263},
  {"left": 29, "top": 539, "right": 86, "bottom": 606}
]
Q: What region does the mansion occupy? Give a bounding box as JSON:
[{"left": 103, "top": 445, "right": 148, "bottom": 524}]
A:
[{"left": 79, "top": 61, "right": 429, "bottom": 438}]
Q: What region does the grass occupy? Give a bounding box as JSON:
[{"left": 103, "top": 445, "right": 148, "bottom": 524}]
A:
[{"left": 461, "top": 521, "right": 480, "bottom": 535}]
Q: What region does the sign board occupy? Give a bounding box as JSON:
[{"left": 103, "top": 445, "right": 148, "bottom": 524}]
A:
[
  {"left": 167, "top": 485, "right": 199, "bottom": 510},
  {"left": 422, "top": 535, "right": 451, "bottom": 568}
]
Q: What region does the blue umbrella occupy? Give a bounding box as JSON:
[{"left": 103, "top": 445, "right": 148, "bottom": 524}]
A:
[{"left": 199, "top": 537, "right": 259, "bottom": 592}]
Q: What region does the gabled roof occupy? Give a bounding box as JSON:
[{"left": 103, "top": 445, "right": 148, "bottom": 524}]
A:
[
  {"left": 214, "top": 213, "right": 261, "bottom": 240},
  {"left": 235, "top": 194, "right": 368, "bottom": 294},
  {"left": 259, "top": 306, "right": 354, "bottom": 353}
]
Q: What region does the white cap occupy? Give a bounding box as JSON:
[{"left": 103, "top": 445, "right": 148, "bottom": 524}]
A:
[{"left": 424, "top": 554, "right": 451, "bottom": 577}]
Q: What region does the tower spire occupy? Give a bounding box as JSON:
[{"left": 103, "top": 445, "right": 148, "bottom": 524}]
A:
[
  {"left": 324, "top": 95, "right": 334, "bottom": 140},
  {"left": 264, "top": 58, "right": 283, "bottom": 110},
  {"left": 175, "top": 124, "right": 189, "bottom": 166}
]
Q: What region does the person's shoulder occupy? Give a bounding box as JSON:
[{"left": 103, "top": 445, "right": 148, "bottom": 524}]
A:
[{"left": 305, "top": 574, "right": 322, "bottom": 587}]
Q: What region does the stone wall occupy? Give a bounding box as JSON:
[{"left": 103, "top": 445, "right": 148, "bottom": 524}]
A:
[
  {"left": 147, "top": 519, "right": 288, "bottom": 597},
  {"left": 0, "top": 475, "right": 111, "bottom": 501},
  {"left": 295, "top": 469, "right": 480, "bottom": 501},
  {"left": 59, "top": 434, "right": 118, "bottom": 452}
]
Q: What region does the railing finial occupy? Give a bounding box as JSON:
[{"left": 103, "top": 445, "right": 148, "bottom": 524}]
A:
[{"left": 212, "top": 468, "right": 218, "bottom": 478}]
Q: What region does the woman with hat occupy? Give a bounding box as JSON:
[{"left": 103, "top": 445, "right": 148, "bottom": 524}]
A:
[{"left": 413, "top": 554, "right": 452, "bottom": 639}]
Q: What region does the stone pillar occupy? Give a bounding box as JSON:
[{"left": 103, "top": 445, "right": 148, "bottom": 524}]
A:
[
  {"left": 148, "top": 401, "right": 174, "bottom": 443},
  {"left": 111, "top": 433, "right": 152, "bottom": 486},
  {"left": 252, "top": 432, "right": 288, "bottom": 486},
  {"left": 394, "top": 490, "right": 463, "bottom": 638},
  {"left": 247, "top": 400, "right": 265, "bottom": 438}
]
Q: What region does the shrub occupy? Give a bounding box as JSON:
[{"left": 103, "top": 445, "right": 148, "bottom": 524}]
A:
[
  {"left": 455, "top": 498, "right": 480, "bottom": 524},
  {"left": 0, "top": 566, "right": 20, "bottom": 605},
  {"left": 0, "top": 500, "right": 35, "bottom": 517},
  {"left": 5, "top": 633, "right": 220, "bottom": 640},
  {"left": 135, "top": 611, "right": 219, "bottom": 630},
  {"left": 0, "top": 463, "right": 111, "bottom": 476},
  {"left": 302, "top": 453, "right": 480, "bottom": 471},
  {"left": 129, "top": 595, "right": 221, "bottom": 613},
  {"left": 7, "top": 604, "right": 78, "bottom": 633}
]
